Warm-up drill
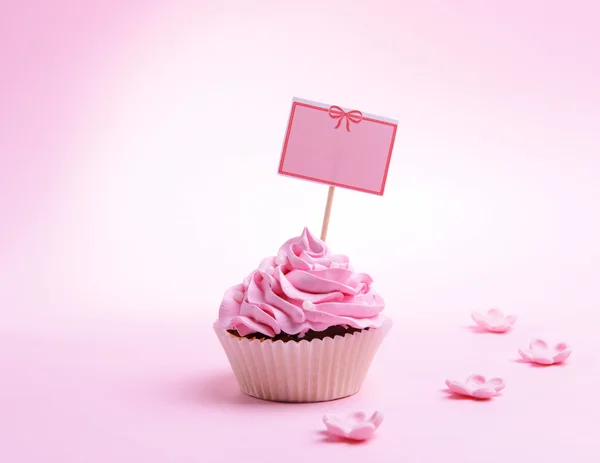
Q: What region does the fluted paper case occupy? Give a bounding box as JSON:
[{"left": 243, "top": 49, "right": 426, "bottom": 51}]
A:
[{"left": 213, "top": 318, "right": 392, "bottom": 403}]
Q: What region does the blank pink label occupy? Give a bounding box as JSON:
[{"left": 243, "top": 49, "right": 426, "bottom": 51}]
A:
[{"left": 278, "top": 98, "right": 398, "bottom": 195}]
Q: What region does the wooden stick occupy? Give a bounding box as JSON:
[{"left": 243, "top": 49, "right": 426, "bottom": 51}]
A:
[{"left": 320, "top": 186, "right": 335, "bottom": 241}]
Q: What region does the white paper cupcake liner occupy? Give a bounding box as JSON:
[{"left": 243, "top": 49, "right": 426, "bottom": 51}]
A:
[{"left": 213, "top": 318, "right": 392, "bottom": 403}]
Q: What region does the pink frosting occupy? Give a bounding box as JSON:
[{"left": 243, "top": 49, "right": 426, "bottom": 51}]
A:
[{"left": 218, "top": 228, "right": 385, "bottom": 337}]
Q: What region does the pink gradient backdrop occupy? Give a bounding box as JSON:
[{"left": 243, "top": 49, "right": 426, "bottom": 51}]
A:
[{"left": 1, "top": 1, "right": 599, "bottom": 462}]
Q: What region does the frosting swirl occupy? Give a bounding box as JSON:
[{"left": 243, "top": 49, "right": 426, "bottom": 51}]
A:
[{"left": 218, "top": 228, "right": 385, "bottom": 337}]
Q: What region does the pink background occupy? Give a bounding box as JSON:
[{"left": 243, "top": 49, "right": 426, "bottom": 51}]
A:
[
  {"left": 280, "top": 101, "right": 396, "bottom": 194},
  {"left": 1, "top": 1, "right": 599, "bottom": 462}
]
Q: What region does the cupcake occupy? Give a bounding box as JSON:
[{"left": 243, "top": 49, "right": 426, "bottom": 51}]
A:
[{"left": 214, "top": 227, "right": 392, "bottom": 402}]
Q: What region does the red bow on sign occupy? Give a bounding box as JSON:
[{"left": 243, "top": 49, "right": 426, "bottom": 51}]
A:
[{"left": 328, "top": 105, "right": 363, "bottom": 131}]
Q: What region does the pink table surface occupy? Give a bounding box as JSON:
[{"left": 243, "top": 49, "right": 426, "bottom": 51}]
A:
[{"left": 2, "top": 308, "right": 599, "bottom": 463}]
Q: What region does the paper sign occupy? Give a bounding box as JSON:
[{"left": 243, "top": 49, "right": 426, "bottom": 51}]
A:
[{"left": 278, "top": 98, "right": 398, "bottom": 195}]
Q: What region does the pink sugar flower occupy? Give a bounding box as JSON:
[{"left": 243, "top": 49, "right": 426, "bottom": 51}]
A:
[
  {"left": 445, "top": 374, "right": 505, "bottom": 400},
  {"left": 471, "top": 308, "right": 516, "bottom": 333},
  {"left": 518, "top": 339, "right": 572, "bottom": 365},
  {"left": 323, "top": 411, "right": 383, "bottom": 441}
]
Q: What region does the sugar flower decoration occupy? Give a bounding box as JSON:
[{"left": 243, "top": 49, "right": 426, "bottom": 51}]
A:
[
  {"left": 445, "top": 374, "right": 505, "bottom": 400},
  {"left": 323, "top": 411, "right": 383, "bottom": 441},
  {"left": 518, "top": 339, "right": 572, "bottom": 365},
  {"left": 471, "top": 308, "right": 516, "bottom": 333}
]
